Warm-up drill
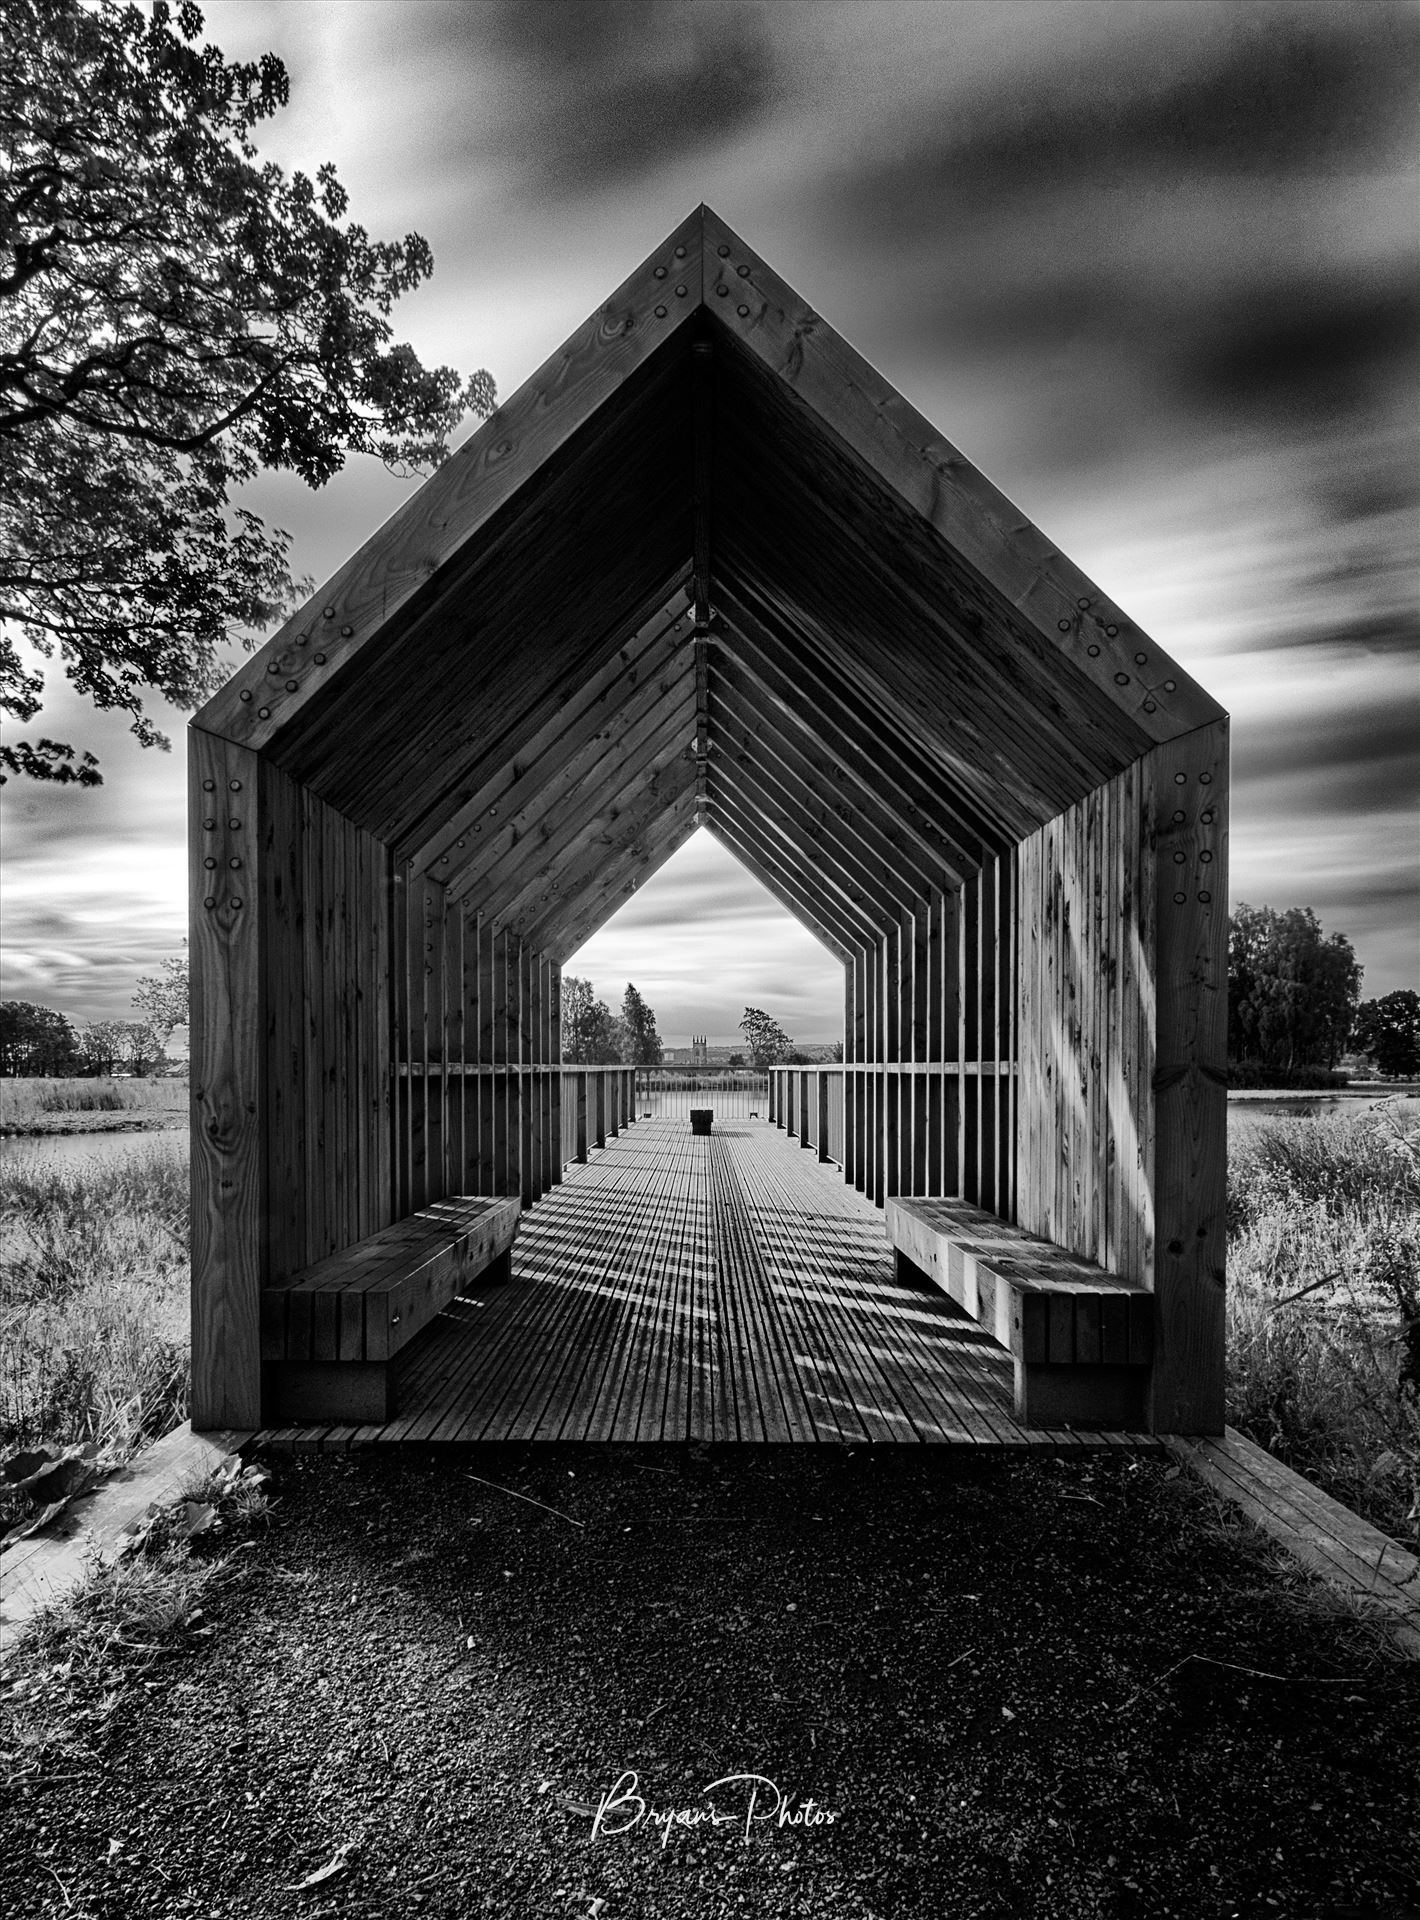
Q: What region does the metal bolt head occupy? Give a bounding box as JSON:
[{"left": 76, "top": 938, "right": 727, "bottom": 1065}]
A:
[
  {"left": 285, "top": 679, "right": 298, "bottom": 691},
  {"left": 240, "top": 690, "right": 253, "bottom": 703}
]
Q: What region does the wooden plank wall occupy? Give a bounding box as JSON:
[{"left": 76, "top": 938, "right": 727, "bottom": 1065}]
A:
[
  {"left": 191, "top": 729, "right": 265, "bottom": 1428},
  {"left": 387, "top": 878, "right": 566, "bottom": 1216},
  {"left": 261, "top": 763, "right": 393, "bottom": 1284},
  {"left": 805, "top": 859, "right": 1014, "bottom": 1218},
  {"left": 1014, "top": 726, "right": 1227, "bottom": 1430},
  {"left": 1016, "top": 761, "right": 1148, "bottom": 1280}
]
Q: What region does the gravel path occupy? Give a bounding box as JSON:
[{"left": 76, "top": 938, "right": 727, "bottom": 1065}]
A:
[{"left": 4, "top": 1447, "right": 1418, "bottom": 1920}]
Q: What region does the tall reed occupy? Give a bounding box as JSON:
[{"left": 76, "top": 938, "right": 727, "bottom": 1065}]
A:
[
  {"left": 0, "top": 1144, "right": 190, "bottom": 1489},
  {"left": 1226, "top": 1102, "right": 1420, "bottom": 1546}
]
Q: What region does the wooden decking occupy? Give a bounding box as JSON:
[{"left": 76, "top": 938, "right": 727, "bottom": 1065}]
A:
[{"left": 251, "top": 1121, "right": 1163, "bottom": 1451}]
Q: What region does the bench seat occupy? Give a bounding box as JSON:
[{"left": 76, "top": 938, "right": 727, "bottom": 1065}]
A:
[
  {"left": 260, "top": 1195, "right": 520, "bottom": 1423},
  {"left": 885, "top": 1196, "right": 1152, "bottom": 1428}
]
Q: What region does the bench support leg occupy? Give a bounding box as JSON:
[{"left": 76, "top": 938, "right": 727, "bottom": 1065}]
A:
[
  {"left": 263, "top": 1362, "right": 393, "bottom": 1425},
  {"left": 1014, "top": 1361, "right": 1145, "bottom": 1431}
]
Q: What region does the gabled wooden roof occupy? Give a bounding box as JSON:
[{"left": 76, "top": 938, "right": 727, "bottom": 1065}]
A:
[{"left": 196, "top": 206, "right": 1223, "bottom": 957}]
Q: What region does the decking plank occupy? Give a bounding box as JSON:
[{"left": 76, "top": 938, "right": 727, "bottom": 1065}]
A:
[{"left": 251, "top": 1122, "right": 1172, "bottom": 1453}]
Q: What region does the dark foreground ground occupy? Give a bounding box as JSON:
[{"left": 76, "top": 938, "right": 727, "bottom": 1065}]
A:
[{"left": 3, "top": 1448, "right": 1418, "bottom": 1920}]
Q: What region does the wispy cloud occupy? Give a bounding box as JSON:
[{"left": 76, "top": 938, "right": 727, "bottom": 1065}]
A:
[{"left": 3, "top": 0, "right": 1415, "bottom": 1034}]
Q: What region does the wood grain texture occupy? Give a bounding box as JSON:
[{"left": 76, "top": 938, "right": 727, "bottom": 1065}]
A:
[
  {"left": 251, "top": 1120, "right": 1166, "bottom": 1454},
  {"left": 1146, "top": 719, "right": 1228, "bottom": 1433},
  {"left": 190, "top": 728, "right": 265, "bottom": 1428},
  {"left": 700, "top": 207, "right": 1222, "bottom": 747},
  {"left": 196, "top": 210, "right": 706, "bottom": 751}
]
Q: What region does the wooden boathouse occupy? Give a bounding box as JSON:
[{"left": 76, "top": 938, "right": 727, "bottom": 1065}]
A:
[{"left": 189, "top": 207, "right": 1228, "bottom": 1442}]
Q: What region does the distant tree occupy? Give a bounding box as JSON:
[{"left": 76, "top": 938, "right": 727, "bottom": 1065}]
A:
[
  {"left": 115, "top": 1020, "right": 165, "bottom": 1077},
  {"left": 727, "top": 1052, "right": 746, "bottom": 1069},
  {"left": 78, "top": 1019, "right": 125, "bottom": 1076},
  {"left": 559, "top": 975, "right": 622, "bottom": 1065},
  {"left": 619, "top": 983, "right": 663, "bottom": 1065},
  {"left": 1, "top": 0, "right": 495, "bottom": 783},
  {"left": 1353, "top": 991, "right": 1420, "bottom": 1079},
  {"left": 828, "top": 1040, "right": 845, "bottom": 1063},
  {"left": 0, "top": 999, "right": 80, "bottom": 1075},
  {"left": 132, "top": 952, "right": 188, "bottom": 1064},
  {"left": 739, "top": 1006, "right": 793, "bottom": 1070},
  {"left": 1227, "top": 905, "right": 1362, "bottom": 1071}
]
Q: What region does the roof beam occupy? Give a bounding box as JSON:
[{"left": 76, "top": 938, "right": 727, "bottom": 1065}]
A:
[
  {"left": 442, "top": 658, "right": 696, "bottom": 904},
  {"left": 406, "top": 583, "right": 693, "bottom": 874},
  {"left": 700, "top": 206, "right": 1223, "bottom": 746},
  {"left": 711, "top": 597, "right": 993, "bottom": 874},
  {"left": 196, "top": 208, "right": 707, "bottom": 752}
]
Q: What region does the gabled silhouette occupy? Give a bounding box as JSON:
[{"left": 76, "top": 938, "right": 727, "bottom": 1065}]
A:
[{"left": 190, "top": 208, "right": 1228, "bottom": 1436}]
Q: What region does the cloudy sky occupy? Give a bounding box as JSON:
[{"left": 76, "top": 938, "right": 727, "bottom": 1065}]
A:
[{"left": 2, "top": 0, "right": 1415, "bottom": 1047}]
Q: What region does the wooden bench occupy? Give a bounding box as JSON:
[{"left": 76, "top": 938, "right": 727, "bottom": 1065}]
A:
[
  {"left": 260, "top": 1195, "right": 521, "bottom": 1423},
  {"left": 885, "top": 1196, "right": 1153, "bottom": 1429}
]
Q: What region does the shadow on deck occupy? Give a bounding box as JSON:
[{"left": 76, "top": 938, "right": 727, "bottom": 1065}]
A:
[{"left": 251, "top": 1121, "right": 1163, "bottom": 1452}]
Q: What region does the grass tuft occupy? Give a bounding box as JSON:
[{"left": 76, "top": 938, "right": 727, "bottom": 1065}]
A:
[
  {"left": 0, "top": 1077, "right": 186, "bottom": 1128},
  {"left": 0, "top": 1146, "right": 190, "bottom": 1521},
  {"left": 1226, "top": 1101, "right": 1420, "bottom": 1548},
  {"left": 0, "top": 1457, "right": 273, "bottom": 1777}
]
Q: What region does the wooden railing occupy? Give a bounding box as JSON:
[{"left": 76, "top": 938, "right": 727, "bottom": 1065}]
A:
[
  {"left": 768, "top": 1061, "right": 1016, "bottom": 1211},
  {"left": 633, "top": 1068, "right": 769, "bottom": 1121},
  {"left": 556, "top": 1066, "right": 638, "bottom": 1167}
]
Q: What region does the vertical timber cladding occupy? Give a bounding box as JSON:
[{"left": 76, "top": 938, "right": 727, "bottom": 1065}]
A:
[
  {"left": 392, "top": 886, "right": 563, "bottom": 1207},
  {"left": 1015, "top": 721, "right": 1227, "bottom": 1432},
  {"left": 262, "top": 762, "right": 393, "bottom": 1279},
  {"left": 190, "top": 730, "right": 264, "bottom": 1429}
]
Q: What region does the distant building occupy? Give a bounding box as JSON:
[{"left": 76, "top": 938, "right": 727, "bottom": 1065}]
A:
[{"left": 659, "top": 1037, "right": 843, "bottom": 1067}]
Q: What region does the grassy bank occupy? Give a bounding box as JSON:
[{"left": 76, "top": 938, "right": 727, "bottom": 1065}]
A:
[
  {"left": 0, "top": 1076, "right": 187, "bottom": 1136},
  {"left": 1226, "top": 1100, "right": 1420, "bottom": 1547},
  {"left": 0, "top": 1144, "right": 188, "bottom": 1526}
]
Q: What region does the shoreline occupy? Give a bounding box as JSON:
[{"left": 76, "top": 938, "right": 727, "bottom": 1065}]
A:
[
  {"left": 3, "top": 1087, "right": 1416, "bottom": 1142},
  {"left": 0, "top": 1114, "right": 187, "bottom": 1139}
]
